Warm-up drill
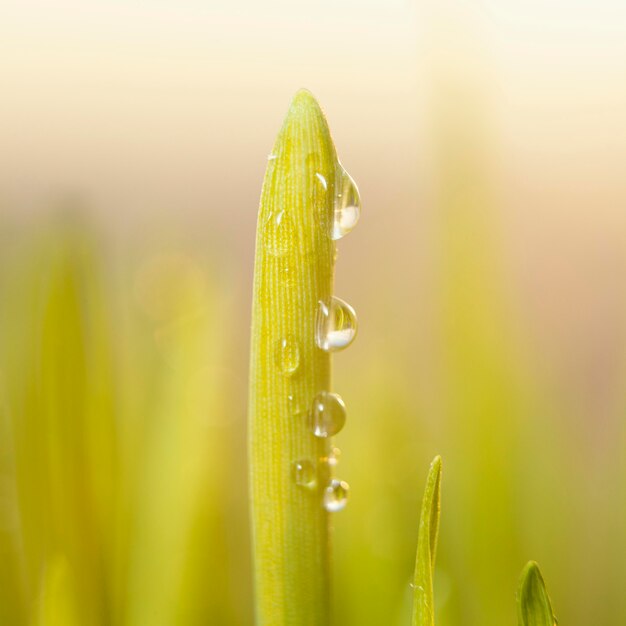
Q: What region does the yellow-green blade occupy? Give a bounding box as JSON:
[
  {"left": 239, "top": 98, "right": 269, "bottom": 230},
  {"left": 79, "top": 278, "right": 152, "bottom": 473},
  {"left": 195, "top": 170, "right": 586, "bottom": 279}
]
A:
[
  {"left": 32, "top": 555, "right": 81, "bottom": 626},
  {"left": 124, "top": 254, "right": 234, "bottom": 626},
  {"left": 248, "top": 90, "right": 338, "bottom": 626},
  {"left": 4, "top": 224, "right": 117, "bottom": 625},
  {"left": 517, "top": 561, "right": 557, "bottom": 626},
  {"left": 412, "top": 456, "right": 442, "bottom": 626}
]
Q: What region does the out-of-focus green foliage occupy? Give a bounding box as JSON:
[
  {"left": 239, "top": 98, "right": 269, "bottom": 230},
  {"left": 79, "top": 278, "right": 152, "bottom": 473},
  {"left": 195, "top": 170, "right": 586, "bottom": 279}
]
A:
[
  {"left": 412, "top": 456, "right": 442, "bottom": 626},
  {"left": 0, "top": 218, "right": 249, "bottom": 625},
  {"left": 517, "top": 562, "right": 556, "bottom": 626},
  {"left": 1, "top": 224, "right": 118, "bottom": 625}
]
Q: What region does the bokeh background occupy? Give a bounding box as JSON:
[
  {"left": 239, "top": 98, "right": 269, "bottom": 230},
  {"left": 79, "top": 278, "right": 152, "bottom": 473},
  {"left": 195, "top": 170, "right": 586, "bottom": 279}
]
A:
[{"left": 2, "top": 1, "right": 626, "bottom": 624}]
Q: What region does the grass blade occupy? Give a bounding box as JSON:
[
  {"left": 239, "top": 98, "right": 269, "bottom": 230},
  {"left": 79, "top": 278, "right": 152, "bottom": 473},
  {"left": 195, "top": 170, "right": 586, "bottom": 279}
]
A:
[
  {"left": 34, "top": 555, "right": 81, "bottom": 626},
  {"left": 517, "top": 561, "right": 557, "bottom": 626},
  {"left": 248, "top": 90, "right": 339, "bottom": 625},
  {"left": 412, "top": 456, "right": 442, "bottom": 626},
  {"left": 3, "top": 224, "right": 117, "bottom": 625}
]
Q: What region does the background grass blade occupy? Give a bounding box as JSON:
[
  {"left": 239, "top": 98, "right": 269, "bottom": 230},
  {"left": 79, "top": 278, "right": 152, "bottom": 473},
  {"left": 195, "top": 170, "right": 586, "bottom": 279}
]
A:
[
  {"left": 248, "top": 90, "right": 339, "bottom": 626},
  {"left": 124, "top": 253, "right": 233, "bottom": 626},
  {"left": 412, "top": 456, "right": 442, "bottom": 626},
  {"left": 517, "top": 561, "right": 557, "bottom": 626},
  {"left": 1, "top": 224, "right": 117, "bottom": 625},
  {"left": 33, "top": 555, "right": 81, "bottom": 626}
]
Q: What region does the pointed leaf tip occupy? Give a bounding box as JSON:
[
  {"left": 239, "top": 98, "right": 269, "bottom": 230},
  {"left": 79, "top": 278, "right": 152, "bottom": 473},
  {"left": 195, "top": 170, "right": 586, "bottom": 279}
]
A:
[
  {"left": 291, "top": 88, "right": 320, "bottom": 107},
  {"left": 426, "top": 456, "right": 442, "bottom": 565},
  {"left": 517, "top": 561, "right": 556, "bottom": 626},
  {"left": 282, "top": 89, "right": 325, "bottom": 126},
  {"left": 412, "top": 456, "right": 443, "bottom": 626}
]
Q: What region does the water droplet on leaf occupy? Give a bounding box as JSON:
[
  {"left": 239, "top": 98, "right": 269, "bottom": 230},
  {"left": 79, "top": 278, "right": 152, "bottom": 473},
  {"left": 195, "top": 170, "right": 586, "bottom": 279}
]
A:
[
  {"left": 316, "top": 296, "right": 357, "bottom": 352},
  {"left": 274, "top": 336, "right": 300, "bottom": 376},
  {"left": 323, "top": 479, "right": 349, "bottom": 512},
  {"left": 332, "top": 164, "right": 360, "bottom": 240},
  {"left": 309, "top": 391, "right": 346, "bottom": 438},
  {"left": 292, "top": 459, "right": 316, "bottom": 489}
]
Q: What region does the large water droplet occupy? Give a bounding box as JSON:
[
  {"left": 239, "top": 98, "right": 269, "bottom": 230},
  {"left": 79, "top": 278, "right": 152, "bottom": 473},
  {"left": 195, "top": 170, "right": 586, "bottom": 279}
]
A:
[
  {"left": 309, "top": 391, "right": 346, "bottom": 438},
  {"left": 292, "top": 459, "right": 316, "bottom": 489},
  {"left": 263, "top": 210, "right": 294, "bottom": 257},
  {"left": 332, "top": 164, "right": 360, "bottom": 240},
  {"left": 316, "top": 297, "right": 358, "bottom": 352},
  {"left": 323, "top": 479, "right": 349, "bottom": 512},
  {"left": 274, "top": 336, "right": 300, "bottom": 376}
]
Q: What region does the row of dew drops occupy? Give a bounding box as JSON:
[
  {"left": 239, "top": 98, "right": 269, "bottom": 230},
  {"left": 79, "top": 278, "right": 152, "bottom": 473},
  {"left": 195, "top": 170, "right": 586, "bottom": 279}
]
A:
[{"left": 271, "top": 157, "right": 361, "bottom": 513}]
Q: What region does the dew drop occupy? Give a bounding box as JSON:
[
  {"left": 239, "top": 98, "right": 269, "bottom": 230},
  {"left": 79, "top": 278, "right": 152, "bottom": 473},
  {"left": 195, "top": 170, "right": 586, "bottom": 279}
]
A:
[
  {"left": 323, "top": 479, "right": 349, "bottom": 512},
  {"left": 268, "top": 154, "right": 277, "bottom": 161},
  {"left": 332, "top": 164, "right": 361, "bottom": 240},
  {"left": 309, "top": 391, "right": 346, "bottom": 438},
  {"left": 292, "top": 459, "right": 316, "bottom": 489},
  {"left": 263, "top": 210, "right": 295, "bottom": 257},
  {"left": 316, "top": 296, "right": 358, "bottom": 352},
  {"left": 274, "top": 336, "right": 300, "bottom": 376}
]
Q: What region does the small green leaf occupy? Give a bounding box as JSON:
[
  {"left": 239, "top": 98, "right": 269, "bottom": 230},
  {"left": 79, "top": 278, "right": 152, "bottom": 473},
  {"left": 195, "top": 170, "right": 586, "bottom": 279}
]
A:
[
  {"left": 412, "top": 456, "right": 442, "bottom": 626},
  {"left": 517, "top": 561, "right": 557, "bottom": 626}
]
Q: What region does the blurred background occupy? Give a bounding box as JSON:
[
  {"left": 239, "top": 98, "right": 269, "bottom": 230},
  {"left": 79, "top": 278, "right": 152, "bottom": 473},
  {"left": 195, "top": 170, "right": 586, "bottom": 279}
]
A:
[{"left": 1, "top": 0, "right": 626, "bottom": 624}]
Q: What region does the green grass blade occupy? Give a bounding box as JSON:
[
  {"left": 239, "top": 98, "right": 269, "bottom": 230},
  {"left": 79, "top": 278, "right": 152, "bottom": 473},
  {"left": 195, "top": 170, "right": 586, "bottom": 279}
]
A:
[
  {"left": 3, "top": 224, "right": 117, "bottom": 625},
  {"left": 125, "top": 254, "right": 233, "bottom": 626},
  {"left": 248, "top": 90, "right": 339, "bottom": 625},
  {"left": 33, "top": 555, "right": 81, "bottom": 626},
  {"left": 412, "top": 456, "right": 442, "bottom": 626},
  {"left": 517, "top": 561, "right": 557, "bottom": 626}
]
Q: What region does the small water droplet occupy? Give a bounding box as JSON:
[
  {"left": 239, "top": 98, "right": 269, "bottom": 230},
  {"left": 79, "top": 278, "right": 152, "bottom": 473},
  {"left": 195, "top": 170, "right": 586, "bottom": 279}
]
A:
[
  {"left": 315, "top": 172, "right": 328, "bottom": 190},
  {"left": 292, "top": 459, "right": 316, "bottom": 489},
  {"left": 263, "top": 210, "right": 295, "bottom": 257},
  {"left": 323, "top": 479, "right": 349, "bottom": 512},
  {"left": 274, "top": 336, "right": 300, "bottom": 376},
  {"left": 309, "top": 391, "right": 346, "bottom": 438},
  {"left": 329, "top": 447, "right": 342, "bottom": 465},
  {"left": 268, "top": 154, "right": 277, "bottom": 160},
  {"left": 320, "top": 447, "right": 341, "bottom": 468},
  {"left": 316, "top": 297, "right": 358, "bottom": 352},
  {"left": 332, "top": 164, "right": 360, "bottom": 240}
]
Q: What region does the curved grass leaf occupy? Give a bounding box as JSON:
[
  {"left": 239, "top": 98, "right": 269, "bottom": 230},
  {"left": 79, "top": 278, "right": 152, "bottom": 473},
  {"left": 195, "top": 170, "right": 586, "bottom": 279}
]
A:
[
  {"left": 412, "top": 456, "right": 442, "bottom": 626},
  {"left": 517, "top": 561, "right": 557, "bottom": 626}
]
